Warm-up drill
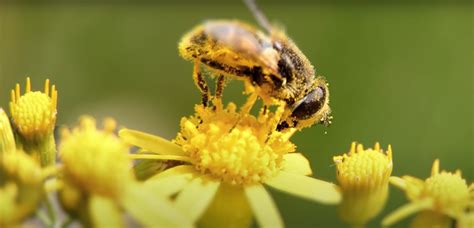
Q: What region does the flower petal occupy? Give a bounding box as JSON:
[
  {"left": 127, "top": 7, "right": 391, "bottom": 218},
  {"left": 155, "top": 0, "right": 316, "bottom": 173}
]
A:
[
  {"left": 175, "top": 175, "right": 220, "bottom": 222},
  {"left": 149, "top": 165, "right": 196, "bottom": 179},
  {"left": 144, "top": 169, "right": 194, "bottom": 197},
  {"left": 122, "top": 184, "right": 192, "bottom": 228},
  {"left": 401, "top": 175, "right": 425, "bottom": 201},
  {"left": 265, "top": 171, "right": 341, "bottom": 204},
  {"left": 119, "top": 128, "right": 185, "bottom": 156},
  {"left": 129, "top": 154, "right": 191, "bottom": 162},
  {"left": 382, "top": 198, "right": 433, "bottom": 226},
  {"left": 282, "top": 153, "right": 312, "bottom": 176},
  {"left": 244, "top": 184, "right": 284, "bottom": 228},
  {"left": 89, "top": 195, "right": 123, "bottom": 227},
  {"left": 389, "top": 176, "right": 407, "bottom": 189}
]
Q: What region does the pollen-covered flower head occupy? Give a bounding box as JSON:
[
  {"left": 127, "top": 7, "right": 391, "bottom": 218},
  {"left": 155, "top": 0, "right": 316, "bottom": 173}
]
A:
[
  {"left": 9, "top": 77, "right": 57, "bottom": 142},
  {"left": 333, "top": 142, "right": 393, "bottom": 226},
  {"left": 174, "top": 100, "right": 295, "bottom": 185},
  {"left": 383, "top": 159, "right": 473, "bottom": 227},
  {"left": 59, "top": 116, "right": 132, "bottom": 198},
  {"left": 0, "top": 108, "right": 15, "bottom": 153},
  {"left": 120, "top": 97, "right": 341, "bottom": 227}
]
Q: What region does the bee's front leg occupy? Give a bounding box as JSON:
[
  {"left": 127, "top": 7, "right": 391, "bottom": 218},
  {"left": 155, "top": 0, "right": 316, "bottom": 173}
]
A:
[
  {"left": 215, "top": 74, "right": 225, "bottom": 100},
  {"left": 193, "top": 60, "right": 210, "bottom": 106},
  {"left": 212, "top": 74, "right": 226, "bottom": 110}
]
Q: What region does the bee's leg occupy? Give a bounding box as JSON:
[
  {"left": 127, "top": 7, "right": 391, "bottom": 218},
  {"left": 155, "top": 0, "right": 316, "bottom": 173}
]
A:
[
  {"left": 213, "top": 74, "right": 225, "bottom": 110},
  {"left": 240, "top": 92, "right": 258, "bottom": 114},
  {"left": 215, "top": 74, "right": 225, "bottom": 99},
  {"left": 193, "top": 60, "right": 210, "bottom": 106},
  {"left": 262, "top": 105, "right": 268, "bottom": 115},
  {"left": 228, "top": 93, "right": 258, "bottom": 133}
]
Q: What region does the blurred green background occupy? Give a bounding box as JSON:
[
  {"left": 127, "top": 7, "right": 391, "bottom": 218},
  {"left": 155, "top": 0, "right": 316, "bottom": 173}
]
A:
[{"left": 0, "top": 1, "right": 472, "bottom": 227}]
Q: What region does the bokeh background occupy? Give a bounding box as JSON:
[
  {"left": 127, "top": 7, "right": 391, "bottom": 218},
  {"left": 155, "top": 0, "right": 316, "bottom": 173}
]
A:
[{"left": 1, "top": 1, "right": 472, "bottom": 227}]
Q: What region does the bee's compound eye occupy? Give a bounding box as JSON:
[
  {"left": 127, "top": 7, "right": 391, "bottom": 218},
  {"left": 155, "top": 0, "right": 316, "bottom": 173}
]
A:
[{"left": 291, "top": 86, "right": 325, "bottom": 120}]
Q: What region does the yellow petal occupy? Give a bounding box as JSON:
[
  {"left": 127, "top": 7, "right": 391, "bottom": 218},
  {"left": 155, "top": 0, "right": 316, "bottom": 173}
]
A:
[
  {"left": 129, "top": 154, "right": 191, "bottom": 162},
  {"left": 282, "top": 153, "right": 312, "bottom": 176},
  {"left": 89, "top": 195, "right": 123, "bottom": 228},
  {"left": 119, "top": 128, "right": 185, "bottom": 156},
  {"left": 144, "top": 172, "right": 193, "bottom": 197},
  {"left": 149, "top": 165, "right": 196, "bottom": 180},
  {"left": 121, "top": 184, "right": 192, "bottom": 228},
  {"left": 265, "top": 171, "right": 341, "bottom": 204},
  {"left": 244, "top": 184, "right": 284, "bottom": 228},
  {"left": 382, "top": 198, "right": 433, "bottom": 226},
  {"left": 401, "top": 175, "right": 425, "bottom": 201},
  {"left": 389, "top": 176, "right": 407, "bottom": 190},
  {"left": 175, "top": 176, "right": 220, "bottom": 222}
]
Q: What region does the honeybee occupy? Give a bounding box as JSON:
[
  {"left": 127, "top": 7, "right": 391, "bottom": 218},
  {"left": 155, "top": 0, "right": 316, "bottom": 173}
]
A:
[{"left": 178, "top": 0, "right": 331, "bottom": 130}]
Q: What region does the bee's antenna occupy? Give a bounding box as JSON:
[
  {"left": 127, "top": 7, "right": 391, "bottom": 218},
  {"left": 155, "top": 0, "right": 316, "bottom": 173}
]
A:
[{"left": 243, "top": 0, "right": 273, "bottom": 34}]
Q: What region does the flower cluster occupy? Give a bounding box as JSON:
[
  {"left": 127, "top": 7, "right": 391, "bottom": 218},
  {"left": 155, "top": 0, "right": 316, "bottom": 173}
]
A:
[{"left": 0, "top": 77, "right": 471, "bottom": 228}]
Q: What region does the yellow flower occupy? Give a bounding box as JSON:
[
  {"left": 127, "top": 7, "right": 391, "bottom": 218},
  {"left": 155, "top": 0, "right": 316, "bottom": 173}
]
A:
[
  {"left": 0, "top": 150, "right": 45, "bottom": 226},
  {"left": 0, "top": 108, "right": 15, "bottom": 153},
  {"left": 9, "top": 77, "right": 57, "bottom": 142},
  {"left": 120, "top": 97, "right": 341, "bottom": 227},
  {"left": 334, "top": 142, "right": 393, "bottom": 227},
  {"left": 382, "top": 159, "right": 473, "bottom": 227},
  {"left": 9, "top": 77, "right": 58, "bottom": 166},
  {"left": 58, "top": 116, "right": 191, "bottom": 228}
]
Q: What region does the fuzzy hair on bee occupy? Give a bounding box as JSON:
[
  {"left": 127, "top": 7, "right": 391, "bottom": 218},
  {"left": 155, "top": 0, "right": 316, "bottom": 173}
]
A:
[{"left": 178, "top": 0, "right": 331, "bottom": 130}]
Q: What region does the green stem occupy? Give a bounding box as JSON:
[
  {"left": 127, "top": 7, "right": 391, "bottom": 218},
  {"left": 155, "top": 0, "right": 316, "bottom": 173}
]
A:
[
  {"left": 39, "top": 135, "right": 57, "bottom": 167},
  {"left": 61, "top": 217, "right": 74, "bottom": 228},
  {"left": 36, "top": 209, "right": 52, "bottom": 227},
  {"left": 45, "top": 193, "right": 58, "bottom": 228},
  {"left": 18, "top": 133, "right": 57, "bottom": 167}
]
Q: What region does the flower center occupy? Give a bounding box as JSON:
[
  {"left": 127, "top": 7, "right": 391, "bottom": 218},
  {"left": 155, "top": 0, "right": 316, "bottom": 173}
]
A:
[
  {"left": 59, "top": 117, "right": 132, "bottom": 197},
  {"left": 174, "top": 102, "right": 295, "bottom": 185},
  {"left": 424, "top": 172, "right": 469, "bottom": 211},
  {"left": 334, "top": 143, "right": 392, "bottom": 189},
  {"left": 11, "top": 92, "right": 55, "bottom": 140},
  {"left": 9, "top": 78, "right": 57, "bottom": 142}
]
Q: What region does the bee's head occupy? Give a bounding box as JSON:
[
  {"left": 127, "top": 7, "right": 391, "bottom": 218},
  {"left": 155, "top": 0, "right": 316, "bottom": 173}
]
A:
[{"left": 278, "top": 77, "right": 331, "bottom": 130}]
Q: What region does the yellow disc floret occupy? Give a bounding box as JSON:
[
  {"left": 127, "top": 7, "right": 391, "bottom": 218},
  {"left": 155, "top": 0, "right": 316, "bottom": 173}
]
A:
[
  {"left": 9, "top": 77, "right": 57, "bottom": 142},
  {"left": 423, "top": 169, "right": 469, "bottom": 214},
  {"left": 383, "top": 159, "right": 473, "bottom": 227},
  {"left": 59, "top": 116, "right": 132, "bottom": 198},
  {"left": 174, "top": 99, "right": 296, "bottom": 185},
  {"left": 333, "top": 142, "right": 393, "bottom": 226},
  {"left": 334, "top": 142, "right": 393, "bottom": 188}
]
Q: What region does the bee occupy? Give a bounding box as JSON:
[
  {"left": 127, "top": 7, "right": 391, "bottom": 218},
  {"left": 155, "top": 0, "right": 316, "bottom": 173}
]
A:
[{"left": 178, "top": 0, "right": 331, "bottom": 130}]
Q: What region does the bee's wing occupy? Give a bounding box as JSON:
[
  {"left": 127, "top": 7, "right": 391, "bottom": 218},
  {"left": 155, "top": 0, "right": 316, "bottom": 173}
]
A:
[{"left": 204, "top": 21, "right": 280, "bottom": 74}]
